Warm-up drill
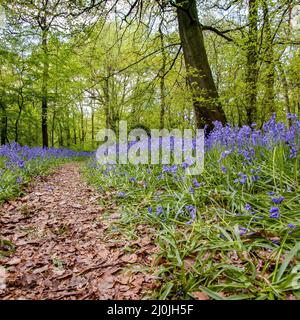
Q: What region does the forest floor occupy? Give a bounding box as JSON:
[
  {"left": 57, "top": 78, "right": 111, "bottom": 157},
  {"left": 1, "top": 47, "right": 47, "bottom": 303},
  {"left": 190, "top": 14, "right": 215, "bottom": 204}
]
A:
[{"left": 0, "top": 163, "right": 159, "bottom": 300}]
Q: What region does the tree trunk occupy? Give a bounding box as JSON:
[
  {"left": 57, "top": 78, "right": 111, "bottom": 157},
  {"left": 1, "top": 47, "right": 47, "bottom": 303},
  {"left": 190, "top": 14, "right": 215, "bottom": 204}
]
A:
[
  {"left": 176, "top": 0, "right": 226, "bottom": 132},
  {"left": 159, "top": 22, "right": 167, "bottom": 130},
  {"left": 66, "top": 113, "right": 71, "bottom": 148},
  {"left": 41, "top": 28, "right": 49, "bottom": 147},
  {"left": 80, "top": 103, "right": 85, "bottom": 147},
  {"left": 262, "top": 0, "right": 275, "bottom": 115},
  {"left": 59, "top": 121, "right": 64, "bottom": 147},
  {"left": 14, "top": 86, "right": 24, "bottom": 143},
  {"left": 91, "top": 101, "right": 95, "bottom": 149},
  {"left": 104, "top": 67, "right": 111, "bottom": 129},
  {"left": 245, "top": 0, "right": 259, "bottom": 125},
  {"left": 0, "top": 102, "right": 8, "bottom": 145},
  {"left": 73, "top": 111, "right": 77, "bottom": 145},
  {"left": 51, "top": 109, "right": 56, "bottom": 147},
  {"left": 278, "top": 61, "right": 291, "bottom": 126}
]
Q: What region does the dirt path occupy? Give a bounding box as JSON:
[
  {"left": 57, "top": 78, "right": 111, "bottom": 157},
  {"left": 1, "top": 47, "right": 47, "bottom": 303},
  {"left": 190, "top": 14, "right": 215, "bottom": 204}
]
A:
[{"left": 0, "top": 163, "right": 158, "bottom": 300}]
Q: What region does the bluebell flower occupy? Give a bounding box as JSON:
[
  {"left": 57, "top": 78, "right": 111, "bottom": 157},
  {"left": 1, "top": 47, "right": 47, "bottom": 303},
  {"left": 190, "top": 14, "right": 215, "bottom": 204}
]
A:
[
  {"left": 193, "top": 179, "right": 201, "bottom": 188},
  {"left": 182, "top": 162, "right": 189, "bottom": 169},
  {"left": 221, "top": 166, "right": 227, "bottom": 173},
  {"left": 240, "top": 175, "right": 247, "bottom": 182},
  {"left": 117, "top": 191, "right": 126, "bottom": 198},
  {"left": 269, "top": 207, "right": 280, "bottom": 219},
  {"left": 239, "top": 227, "right": 247, "bottom": 236},
  {"left": 189, "top": 186, "right": 195, "bottom": 194},
  {"left": 235, "top": 173, "right": 247, "bottom": 184},
  {"left": 271, "top": 239, "right": 280, "bottom": 246},
  {"left": 148, "top": 207, "right": 153, "bottom": 213},
  {"left": 271, "top": 196, "right": 285, "bottom": 204},
  {"left": 18, "top": 160, "right": 25, "bottom": 168},
  {"left": 156, "top": 206, "right": 163, "bottom": 215},
  {"left": 16, "top": 177, "right": 22, "bottom": 184},
  {"left": 218, "top": 150, "right": 231, "bottom": 162},
  {"left": 288, "top": 223, "right": 296, "bottom": 229},
  {"left": 244, "top": 204, "right": 252, "bottom": 211},
  {"left": 185, "top": 205, "right": 196, "bottom": 220}
]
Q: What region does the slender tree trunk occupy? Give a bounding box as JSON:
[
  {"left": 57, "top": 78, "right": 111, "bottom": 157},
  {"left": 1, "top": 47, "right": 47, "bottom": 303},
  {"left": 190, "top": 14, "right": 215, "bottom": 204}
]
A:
[
  {"left": 15, "top": 87, "right": 24, "bottom": 143},
  {"left": 245, "top": 0, "right": 259, "bottom": 125},
  {"left": 159, "top": 22, "right": 167, "bottom": 130},
  {"left": 104, "top": 67, "right": 111, "bottom": 129},
  {"left": 15, "top": 111, "right": 21, "bottom": 143},
  {"left": 51, "top": 109, "right": 56, "bottom": 147},
  {"left": 41, "top": 28, "right": 49, "bottom": 147},
  {"left": 0, "top": 101, "right": 8, "bottom": 145},
  {"left": 66, "top": 112, "right": 71, "bottom": 148},
  {"left": 176, "top": 0, "right": 226, "bottom": 132},
  {"left": 91, "top": 101, "right": 95, "bottom": 149},
  {"left": 262, "top": 0, "right": 275, "bottom": 115},
  {"left": 15, "top": 105, "right": 22, "bottom": 143},
  {"left": 80, "top": 103, "right": 85, "bottom": 147},
  {"left": 278, "top": 61, "right": 291, "bottom": 126},
  {"left": 73, "top": 111, "right": 77, "bottom": 145},
  {"left": 59, "top": 121, "right": 63, "bottom": 147}
]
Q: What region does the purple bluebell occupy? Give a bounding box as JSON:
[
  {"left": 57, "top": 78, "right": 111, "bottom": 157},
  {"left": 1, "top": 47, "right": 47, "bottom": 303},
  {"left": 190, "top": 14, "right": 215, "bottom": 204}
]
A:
[
  {"left": 193, "top": 179, "right": 201, "bottom": 188},
  {"left": 244, "top": 204, "right": 252, "bottom": 211},
  {"left": 221, "top": 166, "right": 227, "bottom": 173},
  {"left": 117, "top": 191, "right": 126, "bottom": 198},
  {"left": 16, "top": 177, "right": 22, "bottom": 184},
  {"left": 239, "top": 227, "right": 247, "bottom": 236},
  {"left": 189, "top": 186, "right": 195, "bottom": 194},
  {"left": 269, "top": 207, "right": 280, "bottom": 219},
  {"left": 156, "top": 206, "right": 163, "bottom": 215},
  {"left": 271, "top": 196, "right": 285, "bottom": 204},
  {"left": 271, "top": 239, "right": 280, "bottom": 246}
]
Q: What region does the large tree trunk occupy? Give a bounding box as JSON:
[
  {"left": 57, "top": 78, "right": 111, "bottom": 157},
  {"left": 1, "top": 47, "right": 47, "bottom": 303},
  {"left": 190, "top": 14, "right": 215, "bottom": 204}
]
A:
[
  {"left": 176, "top": 0, "right": 226, "bottom": 132},
  {"left": 245, "top": 0, "right": 259, "bottom": 125},
  {"left": 41, "top": 28, "right": 49, "bottom": 147}
]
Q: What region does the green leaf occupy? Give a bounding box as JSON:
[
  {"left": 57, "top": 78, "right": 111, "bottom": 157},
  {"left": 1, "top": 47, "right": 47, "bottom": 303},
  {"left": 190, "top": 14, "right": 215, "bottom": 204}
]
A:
[
  {"left": 276, "top": 242, "right": 300, "bottom": 282},
  {"left": 199, "top": 286, "right": 225, "bottom": 300},
  {"left": 159, "top": 282, "right": 174, "bottom": 300}
]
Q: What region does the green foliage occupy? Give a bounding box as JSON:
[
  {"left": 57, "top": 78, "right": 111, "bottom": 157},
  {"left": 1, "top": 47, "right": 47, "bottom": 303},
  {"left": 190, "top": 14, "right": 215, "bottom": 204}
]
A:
[{"left": 83, "top": 142, "right": 300, "bottom": 300}]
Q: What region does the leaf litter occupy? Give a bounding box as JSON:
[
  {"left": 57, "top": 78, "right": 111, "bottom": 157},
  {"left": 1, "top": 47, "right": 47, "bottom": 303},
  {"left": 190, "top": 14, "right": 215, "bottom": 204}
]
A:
[{"left": 0, "top": 163, "right": 159, "bottom": 299}]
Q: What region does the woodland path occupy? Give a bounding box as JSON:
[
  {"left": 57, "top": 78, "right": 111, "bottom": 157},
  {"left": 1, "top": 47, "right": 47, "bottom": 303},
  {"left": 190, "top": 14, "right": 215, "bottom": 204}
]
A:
[{"left": 0, "top": 163, "right": 158, "bottom": 300}]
